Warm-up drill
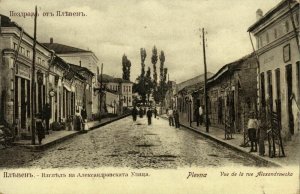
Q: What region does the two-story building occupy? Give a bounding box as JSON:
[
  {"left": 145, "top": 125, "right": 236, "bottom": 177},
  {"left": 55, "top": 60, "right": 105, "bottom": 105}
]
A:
[
  {"left": 248, "top": 0, "right": 300, "bottom": 140},
  {"left": 42, "top": 39, "right": 100, "bottom": 120}
]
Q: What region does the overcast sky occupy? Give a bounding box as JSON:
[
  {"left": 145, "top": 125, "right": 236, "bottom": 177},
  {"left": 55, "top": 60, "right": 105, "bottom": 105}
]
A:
[{"left": 0, "top": 0, "right": 282, "bottom": 83}]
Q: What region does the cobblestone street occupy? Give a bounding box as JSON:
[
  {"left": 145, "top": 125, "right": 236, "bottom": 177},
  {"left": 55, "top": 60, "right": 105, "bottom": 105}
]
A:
[{"left": 0, "top": 116, "right": 267, "bottom": 168}]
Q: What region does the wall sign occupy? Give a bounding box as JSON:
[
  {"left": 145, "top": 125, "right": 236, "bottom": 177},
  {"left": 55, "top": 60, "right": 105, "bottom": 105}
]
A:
[{"left": 283, "top": 44, "right": 291, "bottom": 63}]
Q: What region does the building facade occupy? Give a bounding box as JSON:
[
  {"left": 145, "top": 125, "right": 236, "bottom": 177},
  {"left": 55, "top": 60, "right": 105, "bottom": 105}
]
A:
[
  {"left": 42, "top": 40, "right": 100, "bottom": 120},
  {"left": 0, "top": 15, "right": 91, "bottom": 140},
  {"left": 248, "top": 0, "right": 300, "bottom": 140}
]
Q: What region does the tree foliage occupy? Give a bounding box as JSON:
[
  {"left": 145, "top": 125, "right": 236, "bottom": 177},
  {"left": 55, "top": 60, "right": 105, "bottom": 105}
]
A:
[{"left": 122, "top": 54, "right": 131, "bottom": 81}]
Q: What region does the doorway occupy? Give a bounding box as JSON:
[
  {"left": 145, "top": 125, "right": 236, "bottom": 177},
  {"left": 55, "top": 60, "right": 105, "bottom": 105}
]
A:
[{"left": 286, "top": 64, "right": 294, "bottom": 135}]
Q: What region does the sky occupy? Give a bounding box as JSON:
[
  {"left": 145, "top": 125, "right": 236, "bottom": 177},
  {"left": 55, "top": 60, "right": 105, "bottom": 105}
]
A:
[{"left": 0, "top": 0, "right": 282, "bottom": 83}]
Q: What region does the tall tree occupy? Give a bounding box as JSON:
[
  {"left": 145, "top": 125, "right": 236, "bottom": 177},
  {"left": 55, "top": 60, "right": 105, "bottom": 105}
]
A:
[
  {"left": 151, "top": 46, "right": 159, "bottom": 104},
  {"left": 122, "top": 54, "right": 131, "bottom": 81},
  {"left": 145, "top": 67, "right": 153, "bottom": 102},
  {"left": 135, "top": 48, "right": 147, "bottom": 103}
]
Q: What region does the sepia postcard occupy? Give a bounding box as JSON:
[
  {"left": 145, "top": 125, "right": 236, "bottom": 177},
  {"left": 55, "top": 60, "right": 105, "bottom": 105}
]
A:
[{"left": 0, "top": 0, "right": 299, "bottom": 193}]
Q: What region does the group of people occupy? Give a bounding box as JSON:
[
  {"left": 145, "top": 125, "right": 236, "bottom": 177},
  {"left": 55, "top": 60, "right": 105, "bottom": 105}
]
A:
[
  {"left": 35, "top": 104, "right": 88, "bottom": 145},
  {"left": 132, "top": 106, "right": 158, "bottom": 125},
  {"left": 167, "top": 108, "right": 180, "bottom": 128},
  {"left": 247, "top": 111, "right": 267, "bottom": 156}
]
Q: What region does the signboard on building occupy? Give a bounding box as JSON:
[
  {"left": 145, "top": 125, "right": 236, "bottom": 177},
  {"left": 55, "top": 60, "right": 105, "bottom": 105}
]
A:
[{"left": 16, "top": 63, "right": 30, "bottom": 79}]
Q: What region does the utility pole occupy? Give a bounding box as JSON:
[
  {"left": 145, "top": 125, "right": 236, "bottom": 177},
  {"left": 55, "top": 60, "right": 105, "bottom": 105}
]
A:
[
  {"left": 31, "top": 6, "right": 37, "bottom": 145},
  {"left": 201, "top": 28, "right": 209, "bottom": 133},
  {"left": 99, "top": 63, "right": 103, "bottom": 121}
]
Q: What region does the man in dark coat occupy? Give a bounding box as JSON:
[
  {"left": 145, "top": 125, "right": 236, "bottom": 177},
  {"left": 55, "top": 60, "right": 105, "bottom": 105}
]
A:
[
  {"left": 195, "top": 106, "right": 200, "bottom": 127},
  {"left": 139, "top": 107, "right": 144, "bottom": 118},
  {"left": 146, "top": 108, "right": 153, "bottom": 125},
  {"left": 43, "top": 103, "right": 51, "bottom": 134},
  {"left": 132, "top": 106, "right": 138, "bottom": 121},
  {"left": 174, "top": 109, "right": 180, "bottom": 128},
  {"left": 36, "top": 113, "right": 45, "bottom": 145},
  {"left": 81, "top": 106, "right": 87, "bottom": 121},
  {"left": 154, "top": 107, "right": 158, "bottom": 118}
]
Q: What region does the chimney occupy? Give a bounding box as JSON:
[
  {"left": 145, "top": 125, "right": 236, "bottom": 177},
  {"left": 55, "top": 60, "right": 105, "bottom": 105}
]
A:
[
  {"left": 256, "top": 9, "right": 263, "bottom": 21},
  {"left": 50, "top": 37, "right": 53, "bottom": 44}
]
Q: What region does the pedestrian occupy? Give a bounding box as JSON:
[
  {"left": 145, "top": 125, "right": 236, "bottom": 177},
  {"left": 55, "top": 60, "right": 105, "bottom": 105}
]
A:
[
  {"left": 75, "top": 110, "right": 83, "bottom": 131},
  {"left": 81, "top": 106, "right": 87, "bottom": 122},
  {"left": 81, "top": 106, "right": 87, "bottom": 129},
  {"left": 35, "top": 113, "right": 45, "bottom": 145},
  {"left": 132, "top": 106, "right": 138, "bottom": 121},
  {"left": 154, "top": 107, "right": 158, "bottom": 118},
  {"left": 146, "top": 108, "right": 153, "bottom": 125},
  {"left": 167, "top": 108, "right": 174, "bottom": 126},
  {"left": 174, "top": 109, "right": 180, "bottom": 128},
  {"left": 43, "top": 103, "right": 51, "bottom": 134},
  {"left": 199, "top": 105, "right": 203, "bottom": 125},
  {"left": 139, "top": 107, "right": 143, "bottom": 118},
  {"left": 247, "top": 111, "right": 259, "bottom": 152}
]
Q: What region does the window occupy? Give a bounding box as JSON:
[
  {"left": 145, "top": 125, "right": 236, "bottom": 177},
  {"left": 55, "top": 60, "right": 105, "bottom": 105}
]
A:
[
  {"left": 267, "top": 70, "right": 273, "bottom": 102},
  {"left": 259, "top": 36, "right": 263, "bottom": 48},
  {"left": 285, "top": 21, "right": 290, "bottom": 33},
  {"left": 13, "top": 43, "right": 17, "bottom": 50},
  {"left": 20, "top": 47, "right": 24, "bottom": 55},
  {"left": 266, "top": 32, "right": 269, "bottom": 44},
  {"left": 129, "top": 86, "right": 131, "bottom": 92},
  {"left": 295, "top": 13, "right": 299, "bottom": 26},
  {"left": 42, "top": 60, "right": 45, "bottom": 65},
  {"left": 26, "top": 50, "right": 30, "bottom": 58},
  {"left": 274, "top": 28, "right": 277, "bottom": 39},
  {"left": 37, "top": 57, "right": 41, "bottom": 64}
]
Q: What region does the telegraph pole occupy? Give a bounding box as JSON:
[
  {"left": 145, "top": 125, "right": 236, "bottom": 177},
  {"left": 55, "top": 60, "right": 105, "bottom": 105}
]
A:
[
  {"left": 99, "top": 63, "right": 103, "bottom": 121},
  {"left": 31, "top": 6, "right": 37, "bottom": 145},
  {"left": 201, "top": 28, "right": 209, "bottom": 133}
]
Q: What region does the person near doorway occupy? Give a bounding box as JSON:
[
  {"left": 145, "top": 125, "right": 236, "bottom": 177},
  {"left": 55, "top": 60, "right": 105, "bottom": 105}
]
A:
[
  {"left": 81, "top": 106, "right": 87, "bottom": 130},
  {"left": 247, "top": 111, "right": 259, "bottom": 152},
  {"left": 35, "top": 113, "right": 45, "bottom": 145},
  {"left": 43, "top": 103, "right": 51, "bottom": 134},
  {"left": 146, "top": 108, "right": 153, "bottom": 125}
]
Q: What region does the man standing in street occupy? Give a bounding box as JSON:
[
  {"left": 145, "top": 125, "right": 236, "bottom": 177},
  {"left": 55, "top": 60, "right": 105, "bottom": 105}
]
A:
[
  {"left": 146, "top": 108, "right": 153, "bottom": 125},
  {"left": 167, "top": 108, "right": 174, "bottom": 126},
  {"left": 43, "top": 103, "right": 51, "bottom": 134},
  {"left": 154, "top": 107, "right": 158, "bottom": 118},
  {"left": 195, "top": 106, "right": 200, "bottom": 127},
  {"left": 132, "top": 106, "right": 138, "bottom": 121},
  {"left": 174, "top": 109, "right": 180, "bottom": 128},
  {"left": 81, "top": 106, "right": 88, "bottom": 130}
]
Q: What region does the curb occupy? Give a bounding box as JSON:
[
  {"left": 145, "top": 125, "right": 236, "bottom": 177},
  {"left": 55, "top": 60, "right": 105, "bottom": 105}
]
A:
[
  {"left": 88, "top": 113, "right": 130, "bottom": 131},
  {"left": 15, "top": 114, "right": 130, "bottom": 151},
  {"left": 14, "top": 131, "right": 80, "bottom": 151},
  {"left": 159, "top": 115, "right": 282, "bottom": 167}
]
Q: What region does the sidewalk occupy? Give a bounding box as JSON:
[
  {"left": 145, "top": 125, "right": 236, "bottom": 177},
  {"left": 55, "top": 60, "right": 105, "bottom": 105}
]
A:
[
  {"left": 160, "top": 114, "right": 299, "bottom": 167},
  {"left": 13, "top": 114, "right": 130, "bottom": 151}
]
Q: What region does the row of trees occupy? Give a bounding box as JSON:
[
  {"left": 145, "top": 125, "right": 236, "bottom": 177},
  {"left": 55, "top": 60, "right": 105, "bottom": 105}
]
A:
[{"left": 134, "top": 46, "right": 169, "bottom": 105}]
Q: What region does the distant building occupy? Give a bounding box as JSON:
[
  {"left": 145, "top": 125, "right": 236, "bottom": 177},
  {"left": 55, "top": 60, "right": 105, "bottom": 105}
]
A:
[
  {"left": 42, "top": 40, "right": 100, "bottom": 119},
  {"left": 99, "top": 74, "right": 133, "bottom": 114},
  {"left": 248, "top": 0, "right": 300, "bottom": 140}
]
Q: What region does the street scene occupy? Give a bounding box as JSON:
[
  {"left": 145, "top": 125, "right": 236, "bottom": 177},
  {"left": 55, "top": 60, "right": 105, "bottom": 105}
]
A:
[
  {"left": 0, "top": 0, "right": 299, "bottom": 170},
  {"left": 0, "top": 116, "right": 265, "bottom": 168}
]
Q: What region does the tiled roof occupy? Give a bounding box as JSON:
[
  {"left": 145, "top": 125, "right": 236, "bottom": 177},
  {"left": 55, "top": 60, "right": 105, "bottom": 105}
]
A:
[
  {"left": 98, "top": 74, "right": 133, "bottom": 84},
  {"left": 42, "top": 43, "right": 91, "bottom": 54},
  {"left": 69, "top": 63, "right": 94, "bottom": 76}
]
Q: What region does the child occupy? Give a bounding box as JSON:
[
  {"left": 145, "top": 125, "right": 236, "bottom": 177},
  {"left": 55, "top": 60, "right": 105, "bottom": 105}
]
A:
[{"left": 247, "top": 111, "right": 258, "bottom": 152}]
